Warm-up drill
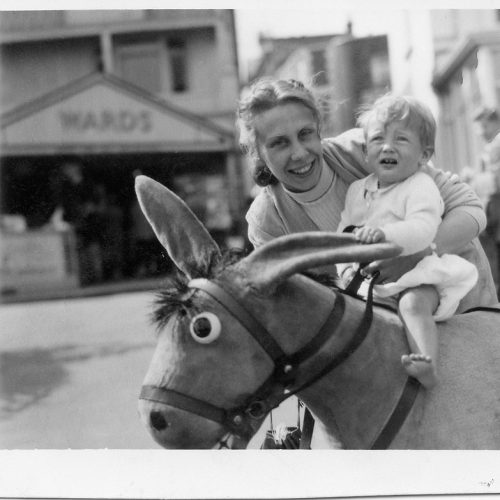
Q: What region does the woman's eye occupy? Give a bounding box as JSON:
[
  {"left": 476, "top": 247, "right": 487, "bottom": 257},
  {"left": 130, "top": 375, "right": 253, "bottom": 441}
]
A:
[
  {"left": 270, "top": 138, "right": 286, "bottom": 148},
  {"left": 189, "top": 312, "right": 221, "bottom": 344}
]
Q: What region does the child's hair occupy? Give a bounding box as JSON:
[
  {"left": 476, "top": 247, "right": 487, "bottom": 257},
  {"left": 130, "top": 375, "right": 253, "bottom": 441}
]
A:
[
  {"left": 357, "top": 94, "right": 437, "bottom": 154},
  {"left": 236, "top": 77, "right": 322, "bottom": 186}
]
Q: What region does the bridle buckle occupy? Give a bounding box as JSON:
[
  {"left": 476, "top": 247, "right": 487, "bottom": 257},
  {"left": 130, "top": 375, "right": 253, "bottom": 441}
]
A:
[{"left": 245, "top": 399, "right": 269, "bottom": 419}]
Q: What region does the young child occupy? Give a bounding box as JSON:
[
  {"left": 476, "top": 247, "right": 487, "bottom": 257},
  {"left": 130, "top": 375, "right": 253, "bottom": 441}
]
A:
[{"left": 337, "top": 95, "right": 478, "bottom": 388}]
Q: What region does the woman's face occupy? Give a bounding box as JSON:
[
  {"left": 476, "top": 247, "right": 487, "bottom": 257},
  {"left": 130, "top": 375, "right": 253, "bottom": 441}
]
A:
[{"left": 253, "top": 103, "right": 323, "bottom": 192}]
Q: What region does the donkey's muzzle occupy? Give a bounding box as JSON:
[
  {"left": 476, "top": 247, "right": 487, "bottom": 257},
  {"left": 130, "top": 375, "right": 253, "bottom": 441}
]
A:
[{"left": 150, "top": 411, "right": 169, "bottom": 431}]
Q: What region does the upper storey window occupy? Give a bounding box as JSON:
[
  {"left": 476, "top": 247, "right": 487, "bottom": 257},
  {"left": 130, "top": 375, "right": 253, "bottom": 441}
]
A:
[
  {"left": 115, "top": 36, "right": 189, "bottom": 95},
  {"left": 168, "top": 38, "right": 188, "bottom": 93},
  {"left": 116, "top": 41, "right": 164, "bottom": 94},
  {"left": 311, "top": 50, "right": 328, "bottom": 86}
]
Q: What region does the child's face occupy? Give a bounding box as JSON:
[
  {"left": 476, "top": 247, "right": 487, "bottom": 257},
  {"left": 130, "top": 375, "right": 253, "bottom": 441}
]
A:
[{"left": 364, "top": 118, "right": 432, "bottom": 188}]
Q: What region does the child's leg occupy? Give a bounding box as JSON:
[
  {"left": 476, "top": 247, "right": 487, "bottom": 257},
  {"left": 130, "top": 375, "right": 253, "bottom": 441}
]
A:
[{"left": 398, "top": 285, "right": 440, "bottom": 389}]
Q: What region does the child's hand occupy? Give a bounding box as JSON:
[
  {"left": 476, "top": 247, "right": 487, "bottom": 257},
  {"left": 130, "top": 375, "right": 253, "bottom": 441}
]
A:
[{"left": 354, "top": 226, "right": 386, "bottom": 244}]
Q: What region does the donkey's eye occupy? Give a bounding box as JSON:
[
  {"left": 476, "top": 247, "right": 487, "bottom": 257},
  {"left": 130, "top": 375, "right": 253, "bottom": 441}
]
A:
[{"left": 189, "top": 312, "right": 221, "bottom": 343}]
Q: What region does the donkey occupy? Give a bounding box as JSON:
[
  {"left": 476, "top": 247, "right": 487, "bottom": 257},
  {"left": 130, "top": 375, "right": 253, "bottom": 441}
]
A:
[{"left": 135, "top": 175, "right": 500, "bottom": 449}]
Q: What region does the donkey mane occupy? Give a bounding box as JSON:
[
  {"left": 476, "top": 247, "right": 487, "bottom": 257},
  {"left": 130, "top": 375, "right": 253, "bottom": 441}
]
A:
[{"left": 152, "top": 248, "right": 248, "bottom": 330}]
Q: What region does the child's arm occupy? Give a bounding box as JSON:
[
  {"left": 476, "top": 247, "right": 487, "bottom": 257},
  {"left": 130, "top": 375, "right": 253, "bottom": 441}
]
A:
[{"left": 375, "top": 174, "right": 443, "bottom": 255}]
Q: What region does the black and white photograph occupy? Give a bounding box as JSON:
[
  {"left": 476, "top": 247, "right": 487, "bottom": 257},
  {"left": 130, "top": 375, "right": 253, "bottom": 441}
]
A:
[{"left": 1, "top": 1, "right": 500, "bottom": 498}]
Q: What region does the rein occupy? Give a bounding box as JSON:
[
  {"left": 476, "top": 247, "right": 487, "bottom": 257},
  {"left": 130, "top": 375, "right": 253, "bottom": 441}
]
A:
[{"left": 139, "top": 276, "right": 420, "bottom": 448}]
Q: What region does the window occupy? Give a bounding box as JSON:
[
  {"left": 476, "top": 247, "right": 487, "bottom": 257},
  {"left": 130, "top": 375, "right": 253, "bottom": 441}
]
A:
[
  {"left": 311, "top": 50, "right": 328, "bottom": 86},
  {"left": 116, "top": 42, "right": 163, "bottom": 94},
  {"left": 168, "top": 38, "right": 188, "bottom": 92},
  {"left": 370, "top": 54, "right": 390, "bottom": 87}
]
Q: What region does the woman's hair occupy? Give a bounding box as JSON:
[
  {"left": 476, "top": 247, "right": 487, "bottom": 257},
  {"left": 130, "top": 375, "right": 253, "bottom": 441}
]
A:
[
  {"left": 236, "top": 78, "right": 322, "bottom": 186},
  {"left": 356, "top": 94, "right": 437, "bottom": 155}
]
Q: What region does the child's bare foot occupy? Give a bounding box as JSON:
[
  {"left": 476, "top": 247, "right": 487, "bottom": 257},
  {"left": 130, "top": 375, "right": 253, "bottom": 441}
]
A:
[{"left": 401, "top": 353, "right": 437, "bottom": 389}]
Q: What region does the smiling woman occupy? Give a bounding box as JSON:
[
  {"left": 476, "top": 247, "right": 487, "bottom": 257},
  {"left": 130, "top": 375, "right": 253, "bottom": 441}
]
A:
[{"left": 237, "top": 77, "right": 498, "bottom": 312}]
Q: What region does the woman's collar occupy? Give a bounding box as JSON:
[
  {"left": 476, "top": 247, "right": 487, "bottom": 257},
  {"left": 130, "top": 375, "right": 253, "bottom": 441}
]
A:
[{"left": 283, "top": 161, "right": 334, "bottom": 203}]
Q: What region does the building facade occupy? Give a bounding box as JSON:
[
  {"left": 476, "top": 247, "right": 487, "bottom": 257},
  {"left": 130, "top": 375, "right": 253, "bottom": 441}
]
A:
[
  {"left": 248, "top": 28, "right": 391, "bottom": 137},
  {"left": 326, "top": 34, "right": 391, "bottom": 136},
  {"left": 0, "top": 10, "right": 245, "bottom": 297},
  {"left": 387, "top": 9, "right": 500, "bottom": 175}
]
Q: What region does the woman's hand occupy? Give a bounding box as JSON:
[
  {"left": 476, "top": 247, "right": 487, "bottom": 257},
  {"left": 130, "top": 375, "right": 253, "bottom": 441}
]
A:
[{"left": 361, "top": 247, "right": 432, "bottom": 284}]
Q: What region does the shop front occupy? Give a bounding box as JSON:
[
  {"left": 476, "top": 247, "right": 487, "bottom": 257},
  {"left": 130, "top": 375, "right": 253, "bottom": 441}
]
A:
[{"left": 0, "top": 73, "right": 244, "bottom": 299}]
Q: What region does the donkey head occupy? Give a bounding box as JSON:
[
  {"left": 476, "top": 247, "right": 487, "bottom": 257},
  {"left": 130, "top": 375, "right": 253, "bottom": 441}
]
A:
[{"left": 135, "top": 176, "right": 401, "bottom": 448}]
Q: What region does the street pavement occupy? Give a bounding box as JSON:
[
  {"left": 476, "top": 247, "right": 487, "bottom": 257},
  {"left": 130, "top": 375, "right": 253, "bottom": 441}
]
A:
[{"left": 0, "top": 289, "right": 299, "bottom": 449}]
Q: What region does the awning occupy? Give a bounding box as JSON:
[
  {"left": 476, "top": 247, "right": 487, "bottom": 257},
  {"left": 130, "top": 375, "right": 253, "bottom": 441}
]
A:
[{"left": 1, "top": 72, "right": 236, "bottom": 156}]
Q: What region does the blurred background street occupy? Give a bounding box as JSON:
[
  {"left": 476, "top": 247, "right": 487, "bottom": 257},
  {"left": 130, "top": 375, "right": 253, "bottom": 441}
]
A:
[{"left": 0, "top": 289, "right": 157, "bottom": 448}]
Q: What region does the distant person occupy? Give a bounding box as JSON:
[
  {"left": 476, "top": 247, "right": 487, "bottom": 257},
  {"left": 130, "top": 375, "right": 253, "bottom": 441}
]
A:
[
  {"left": 473, "top": 108, "right": 500, "bottom": 287},
  {"left": 57, "top": 160, "right": 101, "bottom": 285},
  {"left": 474, "top": 107, "right": 500, "bottom": 175},
  {"left": 337, "top": 95, "right": 478, "bottom": 389},
  {"left": 469, "top": 165, "right": 496, "bottom": 211},
  {"left": 100, "top": 191, "right": 124, "bottom": 282},
  {"left": 485, "top": 173, "right": 500, "bottom": 296}
]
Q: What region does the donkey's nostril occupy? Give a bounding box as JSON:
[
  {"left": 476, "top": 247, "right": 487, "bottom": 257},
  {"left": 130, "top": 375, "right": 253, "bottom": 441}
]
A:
[{"left": 150, "top": 411, "right": 169, "bottom": 431}]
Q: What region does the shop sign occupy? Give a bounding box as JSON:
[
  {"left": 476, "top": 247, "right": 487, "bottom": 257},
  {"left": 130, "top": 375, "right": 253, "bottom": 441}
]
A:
[
  {"left": 59, "top": 109, "right": 153, "bottom": 134},
  {"left": 2, "top": 78, "right": 229, "bottom": 148}
]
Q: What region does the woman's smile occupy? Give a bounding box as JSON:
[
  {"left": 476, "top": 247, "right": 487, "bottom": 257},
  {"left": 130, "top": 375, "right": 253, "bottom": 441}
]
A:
[{"left": 289, "top": 161, "right": 314, "bottom": 176}]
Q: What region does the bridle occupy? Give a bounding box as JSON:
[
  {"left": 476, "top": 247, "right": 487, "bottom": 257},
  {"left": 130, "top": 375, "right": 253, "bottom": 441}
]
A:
[{"left": 139, "top": 276, "right": 420, "bottom": 449}]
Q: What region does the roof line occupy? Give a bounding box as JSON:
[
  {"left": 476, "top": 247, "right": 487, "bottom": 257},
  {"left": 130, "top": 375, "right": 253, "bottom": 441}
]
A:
[
  {"left": 432, "top": 30, "right": 500, "bottom": 91},
  {"left": 1, "top": 71, "right": 235, "bottom": 139}
]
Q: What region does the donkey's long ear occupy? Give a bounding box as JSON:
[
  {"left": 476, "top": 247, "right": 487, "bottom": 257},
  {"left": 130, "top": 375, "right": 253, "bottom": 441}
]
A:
[
  {"left": 135, "top": 175, "right": 221, "bottom": 279},
  {"left": 239, "top": 232, "right": 401, "bottom": 294}
]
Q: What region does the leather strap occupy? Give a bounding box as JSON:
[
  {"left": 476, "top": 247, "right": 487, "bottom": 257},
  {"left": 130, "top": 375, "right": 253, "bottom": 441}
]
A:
[
  {"left": 140, "top": 386, "right": 226, "bottom": 425},
  {"left": 370, "top": 376, "right": 421, "bottom": 449},
  {"left": 299, "top": 407, "right": 315, "bottom": 449},
  {"left": 189, "top": 278, "right": 287, "bottom": 363},
  {"left": 288, "top": 278, "right": 376, "bottom": 397},
  {"left": 344, "top": 268, "right": 366, "bottom": 297},
  {"left": 140, "top": 385, "right": 255, "bottom": 438},
  {"left": 287, "top": 293, "right": 345, "bottom": 365}
]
